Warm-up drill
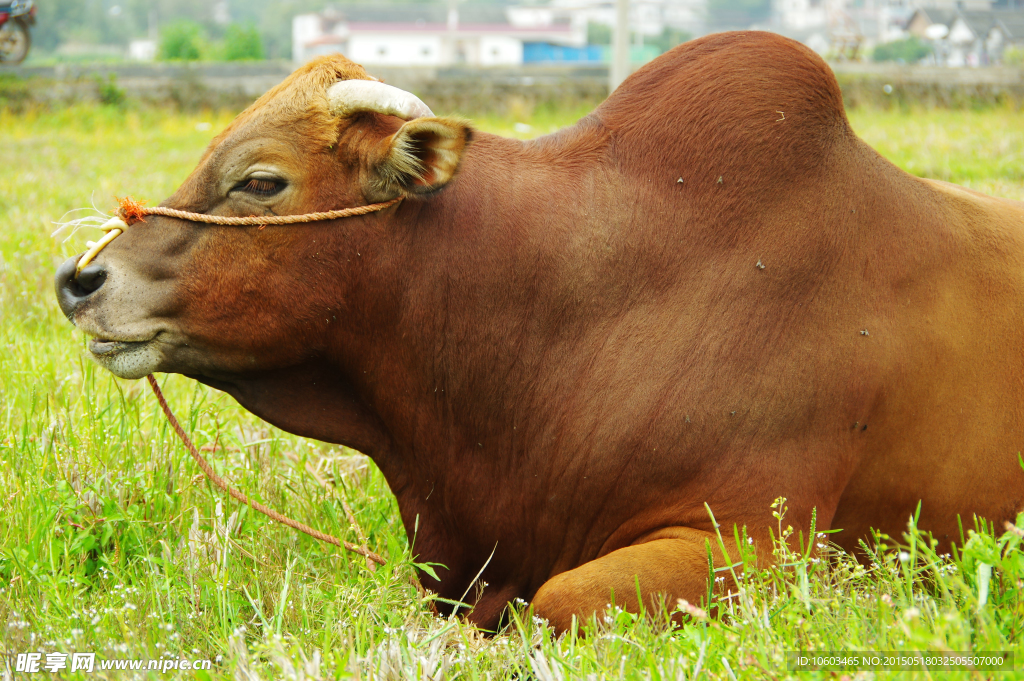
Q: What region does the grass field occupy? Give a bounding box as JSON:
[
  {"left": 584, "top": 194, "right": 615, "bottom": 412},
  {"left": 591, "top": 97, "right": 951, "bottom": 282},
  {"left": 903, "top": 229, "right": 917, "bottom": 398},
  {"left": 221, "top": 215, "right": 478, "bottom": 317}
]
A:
[{"left": 2, "top": 102, "right": 1024, "bottom": 680}]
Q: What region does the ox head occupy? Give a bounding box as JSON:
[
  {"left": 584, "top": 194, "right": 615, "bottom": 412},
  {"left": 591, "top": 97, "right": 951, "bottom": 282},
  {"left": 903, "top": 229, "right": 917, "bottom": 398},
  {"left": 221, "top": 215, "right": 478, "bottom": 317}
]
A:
[{"left": 55, "top": 56, "right": 470, "bottom": 412}]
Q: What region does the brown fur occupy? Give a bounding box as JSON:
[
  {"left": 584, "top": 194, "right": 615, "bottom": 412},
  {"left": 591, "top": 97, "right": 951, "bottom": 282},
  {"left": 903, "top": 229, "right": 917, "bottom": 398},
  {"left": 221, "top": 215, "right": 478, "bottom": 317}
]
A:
[{"left": 56, "top": 32, "right": 1024, "bottom": 633}]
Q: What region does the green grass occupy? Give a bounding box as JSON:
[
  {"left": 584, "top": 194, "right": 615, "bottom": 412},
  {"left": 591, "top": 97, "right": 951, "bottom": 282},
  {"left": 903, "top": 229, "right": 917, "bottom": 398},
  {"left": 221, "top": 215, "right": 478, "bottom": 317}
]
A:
[
  {"left": 847, "top": 108, "right": 1024, "bottom": 201},
  {"left": 2, "top": 102, "right": 1023, "bottom": 679}
]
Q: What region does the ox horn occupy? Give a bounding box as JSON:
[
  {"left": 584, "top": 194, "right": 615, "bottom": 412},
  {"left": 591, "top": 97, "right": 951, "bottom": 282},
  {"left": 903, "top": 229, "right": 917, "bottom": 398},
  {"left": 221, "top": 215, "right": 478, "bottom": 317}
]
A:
[{"left": 328, "top": 79, "right": 434, "bottom": 120}]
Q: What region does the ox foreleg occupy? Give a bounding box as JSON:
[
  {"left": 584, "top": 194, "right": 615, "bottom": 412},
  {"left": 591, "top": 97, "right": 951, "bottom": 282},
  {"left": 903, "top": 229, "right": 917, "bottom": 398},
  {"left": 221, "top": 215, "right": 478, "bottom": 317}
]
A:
[{"left": 530, "top": 528, "right": 745, "bottom": 633}]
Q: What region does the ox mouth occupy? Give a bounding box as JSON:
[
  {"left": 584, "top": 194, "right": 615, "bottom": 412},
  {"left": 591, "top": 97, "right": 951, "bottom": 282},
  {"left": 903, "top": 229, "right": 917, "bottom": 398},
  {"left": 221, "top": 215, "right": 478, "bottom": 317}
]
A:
[
  {"left": 84, "top": 334, "right": 164, "bottom": 380},
  {"left": 88, "top": 338, "right": 152, "bottom": 356}
]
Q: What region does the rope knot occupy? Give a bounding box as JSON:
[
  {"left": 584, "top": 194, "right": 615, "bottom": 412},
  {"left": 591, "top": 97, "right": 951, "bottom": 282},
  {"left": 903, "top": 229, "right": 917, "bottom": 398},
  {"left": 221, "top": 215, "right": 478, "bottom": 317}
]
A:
[{"left": 116, "top": 195, "right": 149, "bottom": 226}]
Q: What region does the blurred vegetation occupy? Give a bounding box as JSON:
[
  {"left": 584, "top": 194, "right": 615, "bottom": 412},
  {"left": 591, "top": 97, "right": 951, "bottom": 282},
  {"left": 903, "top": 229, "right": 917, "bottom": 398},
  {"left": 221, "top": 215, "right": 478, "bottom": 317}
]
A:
[
  {"left": 222, "top": 24, "right": 265, "bottom": 61},
  {"left": 154, "top": 20, "right": 264, "bottom": 61},
  {"left": 158, "top": 20, "right": 205, "bottom": 61},
  {"left": 586, "top": 21, "right": 611, "bottom": 45},
  {"left": 95, "top": 74, "right": 126, "bottom": 107},
  {"left": 0, "top": 73, "right": 32, "bottom": 111},
  {"left": 586, "top": 23, "right": 689, "bottom": 55},
  {"left": 647, "top": 27, "right": 692, "bottom": 53},
  {"left": 872, "top": 36, "right": 933, "bottom": 64},
  {"left": 29, "top": 0, "right": 324, "bottom": 62}
]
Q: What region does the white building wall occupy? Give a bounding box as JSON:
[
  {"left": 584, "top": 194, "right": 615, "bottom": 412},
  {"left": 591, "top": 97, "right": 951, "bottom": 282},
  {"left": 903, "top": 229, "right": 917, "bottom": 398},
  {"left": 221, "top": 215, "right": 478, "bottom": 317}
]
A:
[
  {"left": 774, "top": 0, "right": 828, "bottom": 30},
  {"left": 306, "top": 39, "right": 349, "bottom": 60},
  {"left": 506, "top": 7, "right": 555, "bottom": 27},
  {"left": 479, "top": 36, "right": 524, "bottom": 65},
  {"left": 662, "top": 0, "right": 706, "bottom": 33},
  {"left": 444, "top": 38, "right": 480, "bottom": 64},
  {"left": 128, "top": 39, "right": 157, "bottom": 61},
  {"left": 294, "top": 10, "right": 577, "bottom": 65},
  {"left": 548, "top": 0, "right": 705, "bottom": 37},
  {"left": 948, "top": 18, "right": 976, "bottom": 44},
  {"left": 293, "top": 14, "right": 323, "bottom": 63},
  {"left": 349, "top": 34, "right": 445, "bottom": 66}
]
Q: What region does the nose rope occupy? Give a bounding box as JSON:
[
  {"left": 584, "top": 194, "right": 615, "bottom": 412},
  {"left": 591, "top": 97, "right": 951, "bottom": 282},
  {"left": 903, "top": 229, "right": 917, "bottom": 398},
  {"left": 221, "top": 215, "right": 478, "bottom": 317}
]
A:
[
  {"left": 75, "top": 196, "right": 403, "bottom": 276},
  {"left": 73, "top": 195, "right": 406, "bottom": 572},
  {"left": 146, "top": 375, "right": 387, "bottom": 567}
]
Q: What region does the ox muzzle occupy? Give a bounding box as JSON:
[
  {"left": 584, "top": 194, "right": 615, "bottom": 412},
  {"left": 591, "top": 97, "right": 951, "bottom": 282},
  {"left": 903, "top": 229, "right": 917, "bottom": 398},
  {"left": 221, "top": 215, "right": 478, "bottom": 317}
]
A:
[{"left": 55, "top": 255, "right": 106, "bottom": 320}]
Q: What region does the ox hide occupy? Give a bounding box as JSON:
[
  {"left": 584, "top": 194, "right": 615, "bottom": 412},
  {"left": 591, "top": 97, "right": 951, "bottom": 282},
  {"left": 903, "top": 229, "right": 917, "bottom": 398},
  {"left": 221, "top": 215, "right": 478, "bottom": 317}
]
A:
[{"left": 55, "top": 31, "right": 1024, "bottom": 633}]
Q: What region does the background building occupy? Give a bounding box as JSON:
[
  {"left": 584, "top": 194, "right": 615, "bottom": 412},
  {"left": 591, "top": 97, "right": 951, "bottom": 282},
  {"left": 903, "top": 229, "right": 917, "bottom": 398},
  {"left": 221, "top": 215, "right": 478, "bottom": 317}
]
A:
[{"left": 293, "top": 5, "right": 586, "bottom": 66}]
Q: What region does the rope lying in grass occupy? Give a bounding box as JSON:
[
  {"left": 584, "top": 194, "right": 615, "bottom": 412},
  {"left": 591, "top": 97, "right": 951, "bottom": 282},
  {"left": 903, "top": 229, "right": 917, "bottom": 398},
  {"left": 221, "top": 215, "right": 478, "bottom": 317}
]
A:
[
  {"left": 76, "top": 195, "right": 403, "bottom": 275},
  {"left": 147, "top": 374, "right": 387, "bottom": 567}
]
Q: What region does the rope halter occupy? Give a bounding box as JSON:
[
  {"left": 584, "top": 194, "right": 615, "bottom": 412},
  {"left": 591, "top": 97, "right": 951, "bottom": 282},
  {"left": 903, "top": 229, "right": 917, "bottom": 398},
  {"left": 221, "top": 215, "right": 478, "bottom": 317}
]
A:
[
  {"left": 69, "top": 194, "right": 408, "bottom": 570},
  {"left": 75, "top": 195, "right": 403, "bottom": 276}
]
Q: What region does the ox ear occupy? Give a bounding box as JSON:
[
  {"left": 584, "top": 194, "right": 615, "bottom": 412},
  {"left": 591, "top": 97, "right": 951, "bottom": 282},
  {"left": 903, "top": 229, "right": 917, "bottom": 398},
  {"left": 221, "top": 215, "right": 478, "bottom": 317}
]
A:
[{"left": 374, "top": 117, "right": 472, "bottom": 196}]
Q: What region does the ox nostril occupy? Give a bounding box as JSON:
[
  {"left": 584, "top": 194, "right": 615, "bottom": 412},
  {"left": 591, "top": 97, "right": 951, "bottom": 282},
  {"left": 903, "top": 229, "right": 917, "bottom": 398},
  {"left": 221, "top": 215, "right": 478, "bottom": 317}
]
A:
[
  {"left": 77, "top": 263, "right": 107, "bottom": 295},
  {"left": 55, "top": 256, "right": 108, "bottom": 319}
]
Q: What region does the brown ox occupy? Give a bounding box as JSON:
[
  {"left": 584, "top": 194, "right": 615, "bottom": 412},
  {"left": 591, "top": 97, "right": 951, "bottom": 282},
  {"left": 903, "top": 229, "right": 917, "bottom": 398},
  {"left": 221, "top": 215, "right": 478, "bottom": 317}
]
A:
[{"left": 55, "top": 31, "right": 1024, "bottom": 632}]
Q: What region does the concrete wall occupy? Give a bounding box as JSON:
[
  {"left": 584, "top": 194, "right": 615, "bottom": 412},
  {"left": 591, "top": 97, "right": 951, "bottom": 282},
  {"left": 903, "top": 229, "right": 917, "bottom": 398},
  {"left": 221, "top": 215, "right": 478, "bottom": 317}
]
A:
[
  {"left": 2, "top": 60, "right": 1023, "bottom": 113},
  {"left": 830, "top": 62, "right": 1024, "bottom": 107},
  {"left": 0, "top": 61, "right": 610, "bottom": 114}
]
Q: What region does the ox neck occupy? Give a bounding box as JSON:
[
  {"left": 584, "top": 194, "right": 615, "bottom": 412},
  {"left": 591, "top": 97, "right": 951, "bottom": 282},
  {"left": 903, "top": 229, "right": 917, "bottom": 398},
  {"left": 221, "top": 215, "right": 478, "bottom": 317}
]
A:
[
  {"left": 368, "top": 128, "right": 608, "bottom": 456},
  {"left": 331, "top": 125, "right": 637, "bottom": 523}
]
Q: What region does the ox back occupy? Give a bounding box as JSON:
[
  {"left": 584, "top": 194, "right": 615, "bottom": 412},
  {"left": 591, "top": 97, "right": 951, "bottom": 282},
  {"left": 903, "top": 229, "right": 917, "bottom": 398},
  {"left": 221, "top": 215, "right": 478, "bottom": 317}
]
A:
[
  {"left": 55, "top": 31, "right": 1024, "bottom": 632},
  {"left": 407, "top": 33, "right": 1024, "bottom": 627}
]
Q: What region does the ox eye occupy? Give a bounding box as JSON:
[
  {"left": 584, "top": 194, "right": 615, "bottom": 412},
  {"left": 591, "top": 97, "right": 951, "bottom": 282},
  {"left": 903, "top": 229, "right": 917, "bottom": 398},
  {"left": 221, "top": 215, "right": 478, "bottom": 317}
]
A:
[{"left": 235, "top": 177, "right": 285, "bottom": 197}]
